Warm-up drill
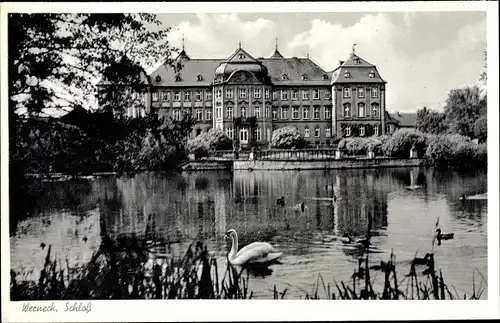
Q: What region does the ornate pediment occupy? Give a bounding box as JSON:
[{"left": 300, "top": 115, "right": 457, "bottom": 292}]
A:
[{"left": 226, "top": 70, "right": 263, "bottom": 85}]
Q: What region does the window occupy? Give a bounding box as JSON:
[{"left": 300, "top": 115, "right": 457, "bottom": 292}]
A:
[
  {"left": 265, "top": 106, "right": 270, "bottom": 118},
  {"left": 240, "top": 107, "right": 246, "bottom": 118},
  {"left": 175, "top": 75, "right": 182, "bottom": 82},
  {"left": 358, "top": 103, "right": 365, "bottom": 118},
  {"left": 254, "top": 89, "right": 261, "bottom": 99},
  {"left": 174, "top": 91, "right": 181, "bottom": 101},
  {"left": 343, "top": 103, "right": 351, "bottom": 117},
  {"left": 152, "top": 92, "right": 159, "bottom": 102},
  {"left": 371, "top": 87, "right": 378, "bottom": 98},
  {"left": 193, "top": 91, "right": 200, "bottom": 101},
  {"left": 216, "top": 107, "right": 222, "bottom": 119},
  {"left": 303, "top": 90, "right": 309, "bottom": 100},
  {"left": 206, "top": 110, "right": 212, "bottom": 120},
  {"left": 371, "top": 103, "right": 379, "bottom": 117},
  {"left": 273, "top": 91, "right": 278, "bottom": 100},
  {"left": 281, "top": 107, "right": 288, "bottom": 119},
  {"left": 324, "top": 90, "right": 331, "bottom": 99},
  {"left": 369, "top": 71, "right": 376, "bottom": 78},
  {"left": 265, "top": 89, "right": 270, "bottom": 99},
  {"left": 272, "top": 109, "right": 277, "bottom": 120},
  {"left": 354, "top": 58, "right": 360, "bottom": 65},
  {"left": 374, "top": 126, "right": 379, "bottom": 136},
  {"left": 226, "top": 127, "right": 233, "bottom": 139},
  {"left": 196, "top": 128, "right": 202, "bottom": 136},
  {"left": 313, "top": 89, "right": 320, "bottom": 100},
  {"left": 226, "top": 89, "right": 233, "bottom": 99},
  {"left": 303, "top": 107, "right": 310, "bottom": 119},
  {"left": 386, "top": 125, "right": 391, "bottom": 134},
  {"left": 239, "top": 88, "right": 247, "bottom": 99},
  {"left": 324, "top": 107, "right": 331, "bottom": 119},
  {"left": 197, "top": 75, "right": 203, "bottom": 81},
  {"left": 302, "top": 74, "right": 308, "bottom": 80},
  {"left": 292, "top": 90, "right": 298, "bottom": 100},
  {"left": 227, "top": 107, "right": 233, "bottom": 118},
  {"left": 155, "top": 75, "right": 162, "bottom": 83},
  {"left": 215, "top": 90, "right": 222, "bottom": 100},
  {"left": 173, "top": 109, "right": 181, "bottom": 120},
  {"left": 358, "top": 87, "right": 365, "bottom": 98},
  {"left": 254, "top": 106, "right": 260, "bottom": 118},
  {"left": 196, "top": 109, "right": 203, "bottom": 120},
  {"left": 346, "top": 126, "right": 351, "bottom": 137},
  {"left": 315, "top": 128, "right": 320, "bottom": 138},
  {"left": 205, "top": 91, "right": 212, "bottom": 101},
  {"left": 322, "top": 74, "right": 329, "bottom": 80},
  {"left": 239, "top": 128, "right": 248, "bottom": 142},
  {"left": 162, "top": 91, "right": 170, "bottom": 102},
  {"left": 344, "top": 71, "right": 351, "bottom": 78},
  {"left": 281, "top": 90, "right": 288, "bottom": 101},
  {"left": 313, "top": 107, "right": 320, "bottom": 119},
  {"left": 255, "top": 127, "right": 262, "bottom": 141},
  {"left": 304, "top": 128, "right": 310, "bottom": 138},
  {"left": 281, "top": 74, "right": 288, "bottom": 80},
  {"left": 343, "top": 87, "right": 351, "bottom": 98},
  {"left": 238, "top": 53, "right": 245, "bottom": 59},
  {"left": 292, "top": 107, "right": 299, "bottom": 119},
  {"left": 360, "top": 126, "right": 365, "bottom": 136},
  {"left": 326, "top": 127, "right": 331, "bottom": 138},
  {"left": 266, "top": 128, "right": 271, "bottom": 141}
]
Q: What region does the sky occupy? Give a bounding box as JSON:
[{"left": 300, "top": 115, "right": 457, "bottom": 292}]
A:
[{"left": 156, "top": 12, "right": 486, "bottom": 113}]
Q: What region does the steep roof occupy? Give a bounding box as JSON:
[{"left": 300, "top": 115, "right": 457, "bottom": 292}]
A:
[
  {"left": 150, "top": 58, "right": 223, "bottom": 87},
  {"left": 270, "top": 49, "right": 284, "bottom": 59},
  {"left": 331, "top": 53, "right": 386, "bottom": 84},
  {"left": 260, "top": 57, "right": 330, "bottom": 86},
  {"left": 388, "top": 112, "right": 417, "bottom": 127}
]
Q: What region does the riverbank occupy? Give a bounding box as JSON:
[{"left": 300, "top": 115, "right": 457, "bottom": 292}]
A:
[{"left": 181, "top": 157, "right": 425, "bottom": 171}]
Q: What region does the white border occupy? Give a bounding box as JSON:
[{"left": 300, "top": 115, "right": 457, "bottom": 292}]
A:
[{"left": 1, "top": 2, "right": 499, "bottom": 322}]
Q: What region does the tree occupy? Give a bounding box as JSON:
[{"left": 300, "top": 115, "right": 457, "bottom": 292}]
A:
[
  {"left": 270, "top": 126, "right": 306, "bottom": 149},
  {"left": 416, "top": 106, "right": 447, "bottom": 134},
  {"left": 443, "top": 85, "right": 486, "bottom": 138}
]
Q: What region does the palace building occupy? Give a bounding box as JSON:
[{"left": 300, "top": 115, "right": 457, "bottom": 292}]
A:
[{"left": 98, "top": 42, "right": 387, "bottom": 147}]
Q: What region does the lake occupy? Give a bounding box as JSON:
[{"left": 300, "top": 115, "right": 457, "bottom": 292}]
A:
[{"left": 10, "top": 167, "right": 488, "bottom": 299}]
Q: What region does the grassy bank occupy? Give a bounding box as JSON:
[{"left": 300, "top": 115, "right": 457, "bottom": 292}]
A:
[{"left": 11, "top": 235, "right": 485, "bottom": 300}]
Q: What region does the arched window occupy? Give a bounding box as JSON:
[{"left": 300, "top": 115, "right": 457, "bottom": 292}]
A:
[
  {"left": 197, "top": 74, "right": 203, "bottom": 81},
  {"left": 371, "top": 103, "right": 379, "bottom": 117},
  {"left": 281, "top": 74, "right": 288, "bottom": 81},
  {"left": 304, "top": 128, "right": 310, "bottom": 138},
  {"left": 302, "top": 74, "right": 308, "bottom": 80},
  {"left": 358, "top": 103, "right": 365, "bottom": 118},
  {"left": 155, "top": 75, "right": 162, "bottom": 82},
  {"left": 240, "top": 106, "right": 246, "bottom": 118},
  {"left": 322, "top": 74, "right": 329, "bottom": 80},
  {"left": 360, "top": 125, "right": 365, "bottom": 136},
  {"left": 343, "top": 103, "right": 351, "bottom": 117},
  {"left": 346, "top": 126, "right": 351, "bottom": 137}
]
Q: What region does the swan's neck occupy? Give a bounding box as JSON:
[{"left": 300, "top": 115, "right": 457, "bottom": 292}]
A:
[{"left": 229, "top": 233, "right": 238, "bottom": 259}]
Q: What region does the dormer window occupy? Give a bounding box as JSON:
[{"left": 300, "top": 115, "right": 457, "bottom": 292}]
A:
[
  {"left": 302, "top": 74, "right": 308, "bottom": 80},
  {"left": 354, "top": 58, "right": 361, "bottom": 65},
  {"left": 369, "top": 71, "right": 376, "bottom": 78},
  {"left": 344, "top": 71, "right": 351, "bottom": 78},
  {"left": 238, "top": 53, "right": 245, "bottom": 59},
  {"left": 197, "top": 75, "right": 203, "bottom": 81},
  {"left": 155, "top": 75, "right": 162, "bottom": 82},
  {"left": 175, "top": 75, "right": 182, "bottom": 82},
  {"left": 322, "top": 74, "right": 328, "bottom": 80},
  {"left": 281, "top": 74, "right": 288, "bottom": 81}
]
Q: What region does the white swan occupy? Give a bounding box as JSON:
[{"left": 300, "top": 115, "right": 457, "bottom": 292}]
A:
[{"left": 225, "top": 229, "right": 282, "bottom": 266}]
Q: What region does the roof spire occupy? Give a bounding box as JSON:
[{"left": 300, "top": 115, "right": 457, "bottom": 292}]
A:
[
  {"left": 182, "top": 34, "right": 185, "bottom": 51},
  {"left": 352, "top": 43, "right": 357, "bottom": 55},
  {"left": 276, "top": 38, "right": 278, "bottom": 51},
  {"left": 239, "top": 40, "right": 242, "bottom": 49}
]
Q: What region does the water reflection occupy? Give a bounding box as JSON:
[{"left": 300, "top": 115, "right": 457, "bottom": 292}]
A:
[{"left": 10, "top": 167, "right": 488, "bottom": 298}]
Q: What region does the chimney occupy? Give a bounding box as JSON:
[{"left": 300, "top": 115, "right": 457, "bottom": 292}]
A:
[{"left": 339, "top": 60, "right": 345, "bottom": 66}]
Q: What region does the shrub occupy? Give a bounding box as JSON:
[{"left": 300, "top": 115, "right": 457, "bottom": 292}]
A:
[
  {"left": 270, "top": 127, "right": 306, "bottom": 149},
  {"left": 186, "top": 128, "right": 233, "bottom": 156},
  {"left": 424, "top": 133, "right": 486, "bottom": 168},
  {"left": 425, "top": 136, "right": 454, "bottom": 165},
  {"left": 382, "top": 129, "right": 428, "bottom": 158}
]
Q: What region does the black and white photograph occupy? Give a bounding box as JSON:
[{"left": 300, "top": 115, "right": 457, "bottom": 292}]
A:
[{"left": 1, "top": 1, "right": 499, "bottom": 322}]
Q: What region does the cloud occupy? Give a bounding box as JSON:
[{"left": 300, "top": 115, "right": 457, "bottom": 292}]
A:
[
  {"left": 165, "top": 14, "right": 278, "bottom": 58},
  {"left": 285, "top": 13, "right": 486, "bottom": 112}
]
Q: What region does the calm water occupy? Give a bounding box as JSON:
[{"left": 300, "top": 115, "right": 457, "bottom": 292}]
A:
[{"left": 10, "top": 167, "right": 488, "bottom": 299}]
